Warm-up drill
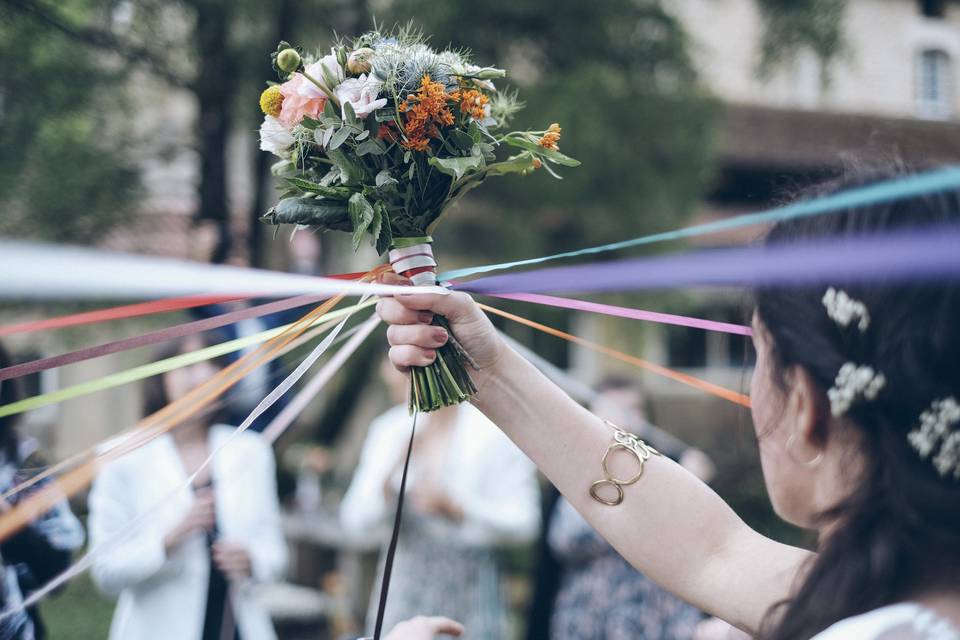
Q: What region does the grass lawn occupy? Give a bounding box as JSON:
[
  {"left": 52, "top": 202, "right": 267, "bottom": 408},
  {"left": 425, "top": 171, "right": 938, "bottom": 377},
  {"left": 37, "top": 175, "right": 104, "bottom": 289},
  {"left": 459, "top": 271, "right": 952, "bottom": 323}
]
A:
[{"left": 39, "top": 572, "right": 114, "bottom": 639}]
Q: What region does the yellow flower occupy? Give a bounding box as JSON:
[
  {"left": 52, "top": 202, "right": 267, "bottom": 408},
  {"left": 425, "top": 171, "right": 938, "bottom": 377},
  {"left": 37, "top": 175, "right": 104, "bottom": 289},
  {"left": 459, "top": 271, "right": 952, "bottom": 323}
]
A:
[
  {"left": 259, "top": 86, "right": 284, "bottom": 117},
  {"left": 538, "top": 123, "right": 562, "bottom": 151}
]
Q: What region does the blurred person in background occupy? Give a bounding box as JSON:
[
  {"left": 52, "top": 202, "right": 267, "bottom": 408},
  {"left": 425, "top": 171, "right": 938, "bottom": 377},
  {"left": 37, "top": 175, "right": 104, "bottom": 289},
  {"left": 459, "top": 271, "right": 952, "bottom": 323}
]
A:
[
  {"left": 0, "top": 341, "right": 85, "bottom": 640},
  {"left": 88, "top": 334, "right": 287, "bottom": 640},
  {"left": 341, "top": 358, "right": 540, "bottom": 638},
  {"left": 528, "top": 377, "right": 715, "bottom": 640}
]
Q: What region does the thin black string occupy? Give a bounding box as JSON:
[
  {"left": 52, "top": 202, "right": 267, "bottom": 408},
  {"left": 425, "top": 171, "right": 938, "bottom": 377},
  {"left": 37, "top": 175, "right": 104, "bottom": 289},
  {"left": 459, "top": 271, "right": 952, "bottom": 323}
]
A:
[{"left": 372, "top": 408, "right": 419, "bottom": 640}]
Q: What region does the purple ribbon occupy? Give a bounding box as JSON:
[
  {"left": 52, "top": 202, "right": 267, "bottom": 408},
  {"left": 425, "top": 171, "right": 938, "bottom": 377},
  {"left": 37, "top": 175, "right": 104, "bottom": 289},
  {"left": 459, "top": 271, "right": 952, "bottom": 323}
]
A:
[{"left": 454, "top": 226, "right": 960, "bottom": 295}]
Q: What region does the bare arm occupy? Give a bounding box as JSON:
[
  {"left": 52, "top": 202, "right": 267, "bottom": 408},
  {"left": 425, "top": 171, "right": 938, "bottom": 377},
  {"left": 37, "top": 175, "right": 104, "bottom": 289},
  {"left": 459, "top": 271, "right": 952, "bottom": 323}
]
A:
[
  {"left": 476, "top": 347, "right": 808, "bottom": 633},
  {"left": 378, "top": 282, "right": 811, "bottom": 633}
]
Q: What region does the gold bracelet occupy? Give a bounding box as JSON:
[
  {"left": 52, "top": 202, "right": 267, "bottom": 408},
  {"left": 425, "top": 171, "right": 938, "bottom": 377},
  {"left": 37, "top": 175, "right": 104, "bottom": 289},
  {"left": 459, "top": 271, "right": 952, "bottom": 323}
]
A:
[{"left": 589, "top": 419, "right": 661, "bottom": 506}]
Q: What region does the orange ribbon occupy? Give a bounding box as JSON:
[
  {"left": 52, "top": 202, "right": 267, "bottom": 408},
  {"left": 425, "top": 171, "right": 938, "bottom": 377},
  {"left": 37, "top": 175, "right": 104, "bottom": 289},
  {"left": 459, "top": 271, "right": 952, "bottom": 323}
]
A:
[{"left": 478, "top": 303, "right": 752, "bottom": 409}]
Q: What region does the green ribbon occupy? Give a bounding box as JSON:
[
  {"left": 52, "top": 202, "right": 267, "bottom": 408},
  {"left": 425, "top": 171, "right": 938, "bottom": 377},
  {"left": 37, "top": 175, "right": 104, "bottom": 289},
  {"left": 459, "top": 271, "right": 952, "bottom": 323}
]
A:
[
  {"left": 0, "top": 300, "right": 376, "bottom": 419},
  {"left": 440, "top": 166, "right": 960, "bottom": 281}
]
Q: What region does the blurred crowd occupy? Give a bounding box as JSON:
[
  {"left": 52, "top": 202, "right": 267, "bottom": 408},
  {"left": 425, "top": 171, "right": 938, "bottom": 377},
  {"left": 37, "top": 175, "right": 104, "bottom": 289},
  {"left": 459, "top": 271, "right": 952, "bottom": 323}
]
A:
[{"left": 0, "top": 322, "right": 743, "bottom": 640}]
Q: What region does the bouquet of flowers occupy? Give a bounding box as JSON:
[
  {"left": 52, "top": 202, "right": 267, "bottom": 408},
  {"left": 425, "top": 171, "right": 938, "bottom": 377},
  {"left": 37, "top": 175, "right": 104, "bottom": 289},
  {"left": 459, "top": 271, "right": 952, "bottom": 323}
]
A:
[{"left": 258, "top": 25, "right": 579, "bottom": 412}]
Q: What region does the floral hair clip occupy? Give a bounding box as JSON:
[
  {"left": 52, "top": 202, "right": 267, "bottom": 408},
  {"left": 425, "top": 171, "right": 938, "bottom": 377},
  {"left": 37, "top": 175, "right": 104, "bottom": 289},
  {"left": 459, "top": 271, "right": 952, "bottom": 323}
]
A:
[
  {"left": 827, "top": 362, "right": 886, "bottom": 417},
  {"left": 907, "top": 397, "right": 960, "bottom": 480},
  {"left": 822, "top": 287, "right": 871, "bottom": 332}
]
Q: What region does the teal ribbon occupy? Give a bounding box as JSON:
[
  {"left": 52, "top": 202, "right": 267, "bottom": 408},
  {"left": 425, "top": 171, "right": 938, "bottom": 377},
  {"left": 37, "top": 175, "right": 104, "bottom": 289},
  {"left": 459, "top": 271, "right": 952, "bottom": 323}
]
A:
[{"left": 439, "top": 166, "right": 960, "bottom": 281}]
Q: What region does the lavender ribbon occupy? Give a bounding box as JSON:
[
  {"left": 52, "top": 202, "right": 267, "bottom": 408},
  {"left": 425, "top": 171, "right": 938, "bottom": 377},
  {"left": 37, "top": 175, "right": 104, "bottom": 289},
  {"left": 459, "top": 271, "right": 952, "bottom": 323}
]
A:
[{"left": 455, "top": 226, "right": 960, "bottom": 295}]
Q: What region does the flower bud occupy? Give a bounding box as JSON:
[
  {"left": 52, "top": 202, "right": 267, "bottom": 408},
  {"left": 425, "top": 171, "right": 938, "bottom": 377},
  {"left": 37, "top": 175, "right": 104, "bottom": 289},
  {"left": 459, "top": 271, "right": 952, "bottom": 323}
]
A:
[
  {"left": 276, "top": 48, "right": 301, "bottom": 74},
  {"left": 347, "top": 47, "right": 375, "bottom": 75}
]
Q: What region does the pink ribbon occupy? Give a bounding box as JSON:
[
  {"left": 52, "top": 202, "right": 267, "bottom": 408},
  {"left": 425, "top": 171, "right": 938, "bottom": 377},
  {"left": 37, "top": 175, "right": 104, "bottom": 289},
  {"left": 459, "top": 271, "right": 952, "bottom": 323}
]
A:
[{"left": 485, "top": 292, "right": 752, "bottom": 336}]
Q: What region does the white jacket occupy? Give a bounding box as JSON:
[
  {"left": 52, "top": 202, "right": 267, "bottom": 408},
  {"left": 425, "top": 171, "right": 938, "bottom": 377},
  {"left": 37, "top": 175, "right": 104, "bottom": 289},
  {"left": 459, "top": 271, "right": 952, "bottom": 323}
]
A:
[
  {"left": 340, "top": 404, "right": 540, "bottom": 547},
  {"left": 88, "top": 425, "right": 288, "bottom": 640}
]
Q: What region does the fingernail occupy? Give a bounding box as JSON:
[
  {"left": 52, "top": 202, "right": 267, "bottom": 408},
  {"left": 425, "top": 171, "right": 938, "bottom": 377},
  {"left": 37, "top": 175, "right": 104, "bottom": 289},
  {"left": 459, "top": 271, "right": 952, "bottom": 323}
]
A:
[
  {"left": 418, "top": 312, "right": 434, "bottom": 324},
  {"left": 433, "top": 328, "right": 448, "bottom": 344},
  {"left": 424, "top": 350, "right": 436, "bottom": 360}
]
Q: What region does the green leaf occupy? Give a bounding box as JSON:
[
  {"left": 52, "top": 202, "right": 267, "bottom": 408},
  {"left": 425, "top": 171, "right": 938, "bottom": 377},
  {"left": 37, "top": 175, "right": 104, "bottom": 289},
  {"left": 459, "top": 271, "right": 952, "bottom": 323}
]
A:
[
  {"left": 323, "top": 100, "right": 338, "bottom": 119},
  {"left": 355, "top": 138, "right": 387, "bottom": 156},
  {"left": 348, "top": 193, "right": 375, "bottom": 252},
  {"left": 428, "top": 154, "right": 484, "bottom": 180},
  {"left": 375, "top": 109, "right": 397, "bottom": 122},
  {"left": 355, "top": 129, "right": 370, "bottom": 141},
  {"left": 502, "top": 136, "right": 581, "bottom": 167},
  {"left": 327, "top": 148, "right": 368, "bottom": 185},
  {"left": 329, "top": 126, "right": 353, "bottom": 151},
  {"left": 343, "top": 101, "right": 357, "bottom": 124},
  {"left": 300, "top": 117, "right": 321, "bottom": 130},
  {"left": 266, "top": 197, "right": 352, "bottom": 231},
  {"left": 283, "top": 177, "right": 352, "bottom": 199},
  {"left": 369, "top": 202, "right": 383, "bottom": 247},
  {"left": 376, "top": 207, "right": 394, "bottom": 255},
  {"left": 448, "top": 129, "right": 475, "bottom": 151}
]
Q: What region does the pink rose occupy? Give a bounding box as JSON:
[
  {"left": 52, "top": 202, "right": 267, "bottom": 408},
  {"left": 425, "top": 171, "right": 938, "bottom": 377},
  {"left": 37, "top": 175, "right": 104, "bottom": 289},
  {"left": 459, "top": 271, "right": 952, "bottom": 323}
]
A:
[{"left": 278, "top": 73, "right": 327, "bottom": 128}]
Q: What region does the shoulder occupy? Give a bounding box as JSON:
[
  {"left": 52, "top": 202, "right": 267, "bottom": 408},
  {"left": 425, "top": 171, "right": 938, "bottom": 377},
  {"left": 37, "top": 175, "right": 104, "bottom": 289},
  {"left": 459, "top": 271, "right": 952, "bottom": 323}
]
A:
[{"left": 813, "top": 604, "right": 960, "bottom": 640}]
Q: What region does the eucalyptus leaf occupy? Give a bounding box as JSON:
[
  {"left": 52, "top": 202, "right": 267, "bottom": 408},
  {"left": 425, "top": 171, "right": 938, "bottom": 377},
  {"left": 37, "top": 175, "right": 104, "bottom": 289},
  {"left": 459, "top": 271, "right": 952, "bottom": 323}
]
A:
[
  {"left": 329, "top": 126, "right": 353, "bottom": 151},
  {"left": 375, "top": 170, "right": 398, "bottom": 189},
  {"left": 355, "top": 129, "right": 370, "bottom": 141},
  {"left": 300, "top": 117, "right": 321, "bottom": 130},
  {"left": 323, "top": 100, "right": 338, "bottom": 119},
  {"left": 356, "top": 138, "right": 387, "bottom": 156}
]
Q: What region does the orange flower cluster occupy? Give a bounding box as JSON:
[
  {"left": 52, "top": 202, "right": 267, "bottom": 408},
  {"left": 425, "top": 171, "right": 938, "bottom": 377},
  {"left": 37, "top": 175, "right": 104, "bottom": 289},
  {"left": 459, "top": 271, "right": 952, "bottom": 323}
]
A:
[
  {"left": 539, "top": 123, "right": 562, "bottom": 151},
  {"left": 451, "top": 88, "right": 489, "bottom": 121},
  {"left": 400, "top": 75, "right": 456, "bottom": 151}
]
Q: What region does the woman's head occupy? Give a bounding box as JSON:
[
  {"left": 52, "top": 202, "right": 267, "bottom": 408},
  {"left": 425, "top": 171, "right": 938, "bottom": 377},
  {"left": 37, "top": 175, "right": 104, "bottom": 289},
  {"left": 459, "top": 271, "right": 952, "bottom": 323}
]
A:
[
  {"left": 749, "top": 167, "right": 960, "bottom": 638},
  {"left": 142, "top": 334, "right": 228, "bottom": 418}
]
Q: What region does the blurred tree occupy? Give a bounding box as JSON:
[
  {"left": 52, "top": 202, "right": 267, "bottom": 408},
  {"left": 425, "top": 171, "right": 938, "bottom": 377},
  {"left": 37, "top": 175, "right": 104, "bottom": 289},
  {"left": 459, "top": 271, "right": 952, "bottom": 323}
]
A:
[
  {"left": 0, "top": 0, "right": 142, "bottom": 244},
  {"left": 382, "top": 0, "right": 847, "bottom": 264}
]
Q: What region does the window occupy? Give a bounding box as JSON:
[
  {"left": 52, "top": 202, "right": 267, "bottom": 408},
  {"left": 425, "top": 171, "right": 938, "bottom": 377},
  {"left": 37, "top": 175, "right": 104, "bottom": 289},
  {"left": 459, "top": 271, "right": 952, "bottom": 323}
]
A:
[
  {"left": 915, "top": 49, "right": 953, "bottom": 119},
  {"left": 918, "top": 0, "right": 946, "bottom": 18}
]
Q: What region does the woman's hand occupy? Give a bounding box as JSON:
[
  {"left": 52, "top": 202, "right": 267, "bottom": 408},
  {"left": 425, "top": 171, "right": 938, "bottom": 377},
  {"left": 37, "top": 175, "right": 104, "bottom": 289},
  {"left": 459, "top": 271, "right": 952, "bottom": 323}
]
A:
[
  {"left": 163, "top": 488, "right": 215, "bottom": 552},
  {"left": 383, "top": 616, "right": 464, "bottom": 640},
  {"left": 212, "top": 540, "right": 252, "bottom": 582},
  {"left": 376, "top": 272, "right": 505, "bottom": 393},
  {"left": 408, "top": 482, "right": 464, "bottom": 522}
]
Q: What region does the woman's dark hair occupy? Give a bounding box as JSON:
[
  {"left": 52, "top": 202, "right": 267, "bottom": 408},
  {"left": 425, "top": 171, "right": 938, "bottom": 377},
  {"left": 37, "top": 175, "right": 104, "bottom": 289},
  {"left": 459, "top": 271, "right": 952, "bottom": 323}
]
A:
[
  {"left": 141, "top": 333, "right": 229, "bottom": 421},
  {"left": 0, "top": 342, "right": 22, "bottom": 460},
  {"left": 754, "top": 166, "right": 960, "bottom": 640}
]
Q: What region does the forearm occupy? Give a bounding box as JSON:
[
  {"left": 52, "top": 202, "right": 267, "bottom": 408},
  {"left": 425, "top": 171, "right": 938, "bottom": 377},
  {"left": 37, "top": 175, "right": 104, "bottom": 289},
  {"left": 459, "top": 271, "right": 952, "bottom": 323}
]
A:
[{"left": 472, "top": 346, "right": 808, "bottom": 631}]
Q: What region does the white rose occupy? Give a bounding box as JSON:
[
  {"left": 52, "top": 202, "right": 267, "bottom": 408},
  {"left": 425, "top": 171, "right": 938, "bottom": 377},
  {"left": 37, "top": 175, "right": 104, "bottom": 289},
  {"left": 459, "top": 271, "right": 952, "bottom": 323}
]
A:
[
  {"left": 334, "top": 74, "right": 388, "bottom": 119},
  {"left": 300, "top": 49, "right": 345, "bottom": 97},
  {"left": 259, "top": 115, "right": 294, "bottom": 157}
]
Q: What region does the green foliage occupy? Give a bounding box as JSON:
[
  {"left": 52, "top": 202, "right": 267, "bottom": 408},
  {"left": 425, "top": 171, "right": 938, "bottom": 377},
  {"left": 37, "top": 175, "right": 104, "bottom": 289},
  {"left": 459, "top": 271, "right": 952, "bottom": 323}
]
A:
[
  {"left": 0, "top": 0, "right": 141, "bottom": 243},
  {"left": 755, "top": 0, "right": 848, "bottom": 77}
]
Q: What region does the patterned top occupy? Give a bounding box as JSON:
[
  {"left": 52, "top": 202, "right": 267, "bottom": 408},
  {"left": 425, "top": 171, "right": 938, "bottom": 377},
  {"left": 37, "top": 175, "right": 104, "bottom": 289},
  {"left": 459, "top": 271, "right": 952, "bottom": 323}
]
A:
[
  {"left": 547, "top": 497, "right": 702, "bottom": 640},
  {"left": 812, "top": 603, "right": 960, "bottom": 640},
  {"left": 0, "top": 439, "right": 85, "bottom": 640}
]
